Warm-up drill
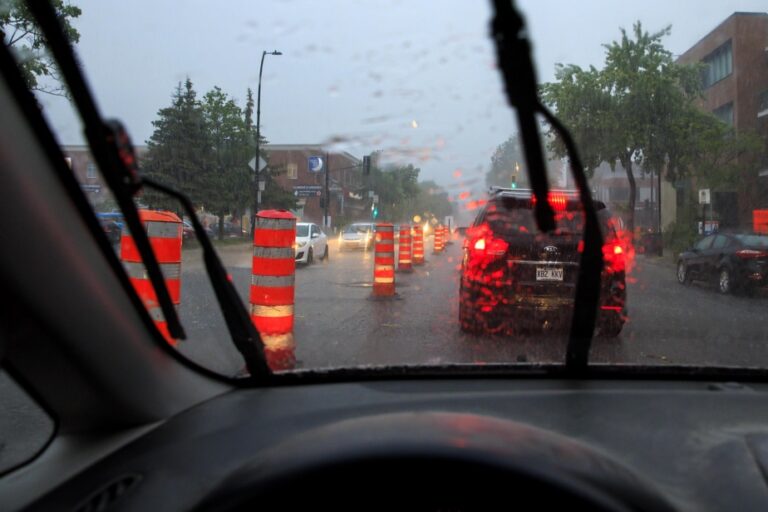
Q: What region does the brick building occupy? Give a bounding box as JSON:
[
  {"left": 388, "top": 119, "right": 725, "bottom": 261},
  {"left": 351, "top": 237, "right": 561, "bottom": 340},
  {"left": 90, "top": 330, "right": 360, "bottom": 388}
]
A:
[
  {"left": 677, "top": 12, "right": 768, "bottom": 227},
  {"left": 62, "top": 144, "right": 149, "bottom": 207},
  {"left": 265, "top": 144, "right": 368, "bottom": 227}
]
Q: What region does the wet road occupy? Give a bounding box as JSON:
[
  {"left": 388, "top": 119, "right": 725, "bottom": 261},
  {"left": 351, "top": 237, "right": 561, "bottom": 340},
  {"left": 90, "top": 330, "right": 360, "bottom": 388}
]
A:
[{"left": 175, "top": 236, "right": 768, "bottom": 376}]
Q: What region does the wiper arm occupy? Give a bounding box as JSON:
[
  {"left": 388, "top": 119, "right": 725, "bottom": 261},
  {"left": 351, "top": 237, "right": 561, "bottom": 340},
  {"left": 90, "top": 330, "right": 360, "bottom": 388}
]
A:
[
  {"left": 25, "top": 1, "right": 270, "bottom": 378},
  {"left": 490, "top": 0, "right": 604, "bottom": 374},
  {"left": 143, "top": 179, "right": 271, "bottom": 378},
  {"left": 490, "top": 0, "right": 554, "bottom": 233}
]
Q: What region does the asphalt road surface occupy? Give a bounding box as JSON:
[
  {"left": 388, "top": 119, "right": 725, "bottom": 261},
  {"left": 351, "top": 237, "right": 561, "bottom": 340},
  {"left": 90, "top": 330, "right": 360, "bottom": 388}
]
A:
[
  {"left": 5, "top": 234, "right": 768, "bottom": 471},
  {"left": 174, "top": 236, "right": 768, "bottom": 375}
]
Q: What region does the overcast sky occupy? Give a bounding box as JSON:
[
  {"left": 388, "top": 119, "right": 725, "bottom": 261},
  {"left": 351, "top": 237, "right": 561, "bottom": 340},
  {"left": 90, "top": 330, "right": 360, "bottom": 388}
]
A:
[{"left": 41, "top": 0, "right": 767, "bottom": 194}]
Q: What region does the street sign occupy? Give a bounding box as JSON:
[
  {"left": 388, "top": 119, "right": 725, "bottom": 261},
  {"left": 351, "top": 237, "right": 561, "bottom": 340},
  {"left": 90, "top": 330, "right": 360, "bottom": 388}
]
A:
[
  {"left": 308, "top": 156, "right": 324, "bottom": 173},
  {"left": 293, "top": 185, "right": 323, "bottom": 197},
  {"left": 248, "top": 156, "right": 267, "bottom": 172},
  {"left": 699, "top": 189, "right": 711, "bottom": 205}
]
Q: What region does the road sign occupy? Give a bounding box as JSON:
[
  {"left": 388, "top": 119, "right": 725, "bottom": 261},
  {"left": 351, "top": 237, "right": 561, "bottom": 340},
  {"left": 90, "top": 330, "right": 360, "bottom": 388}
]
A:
[
  {"left": 248, "top": 156, "right": 267, "bottom": 172},
  {"left": 308, "top": 156, "right": 324, "bottom": 173},
  {"left": 699, "top": 189, "right": 711, "bottom": 205},
  {"left": 293, "top": 185, "right": 323, "bottom": 197}
]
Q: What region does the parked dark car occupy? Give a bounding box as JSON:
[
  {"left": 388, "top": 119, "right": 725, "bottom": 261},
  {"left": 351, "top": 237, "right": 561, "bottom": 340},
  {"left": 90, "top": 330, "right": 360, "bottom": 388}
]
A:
[
  {"left": 460, "top": 188, "right": 627, "bottom": 337},
  {"left": 677, "top": 233, "right": 768, "bottom": 294}
]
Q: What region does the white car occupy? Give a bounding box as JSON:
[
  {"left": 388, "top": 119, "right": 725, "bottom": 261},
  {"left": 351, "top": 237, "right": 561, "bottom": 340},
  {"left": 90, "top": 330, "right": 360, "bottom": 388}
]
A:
[
  {"left": 339, "top": 222, "right": 375, "bottom": 251},
  {"left": 295, "top": 222, "right": 328, "bottom": 264}
]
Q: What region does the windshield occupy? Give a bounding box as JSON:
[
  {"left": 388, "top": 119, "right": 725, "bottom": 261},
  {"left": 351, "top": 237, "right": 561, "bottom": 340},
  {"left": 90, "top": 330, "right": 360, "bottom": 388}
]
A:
[
  {"left": 7, "top": 0, "right": 768, "bottom": 378},
  {"left": 734, "top": 235, "right": 768, "bottom": 248},
  {"left": 345, "top": 225, "right": 371, "bottom": 234}
]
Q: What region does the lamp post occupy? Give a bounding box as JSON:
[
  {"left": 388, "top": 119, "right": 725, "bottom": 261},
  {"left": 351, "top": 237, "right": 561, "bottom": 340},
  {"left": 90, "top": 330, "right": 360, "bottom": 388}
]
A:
[{"left": 251, "top": 49, "right": 282, "bottom": 237}]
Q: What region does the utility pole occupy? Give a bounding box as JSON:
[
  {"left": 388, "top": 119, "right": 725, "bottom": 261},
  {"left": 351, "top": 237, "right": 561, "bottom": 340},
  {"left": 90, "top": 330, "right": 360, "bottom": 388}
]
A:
[{"left": 324, "top": 151, "right": 330, "bottom": 228}]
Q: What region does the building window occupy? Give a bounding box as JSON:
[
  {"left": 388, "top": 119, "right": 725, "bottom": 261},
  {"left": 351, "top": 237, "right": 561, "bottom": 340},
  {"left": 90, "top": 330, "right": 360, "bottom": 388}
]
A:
[
  {"left": 758, "top": 89, "right": 768, "bottom": 118},
  {"left": 287, "top": 163, "right": 298, "bottom": 179},
  {"left": 701, "top": 40, "right": 732, "bottom": 89},
  {"left": 713, "top": 102, "right": 734, "bottom": 126},
  {"left": 86, "top": 162, "right": 97, "bottom": 179}
]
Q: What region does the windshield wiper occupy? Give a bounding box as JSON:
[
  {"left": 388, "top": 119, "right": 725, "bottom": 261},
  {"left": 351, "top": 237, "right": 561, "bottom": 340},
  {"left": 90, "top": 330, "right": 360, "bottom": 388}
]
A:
[
  {"left": 490, "top": 0, "right": 604, "bottom": 374},
  {"left": 26, "top": 1, "right": 271, "bottom": 379}
]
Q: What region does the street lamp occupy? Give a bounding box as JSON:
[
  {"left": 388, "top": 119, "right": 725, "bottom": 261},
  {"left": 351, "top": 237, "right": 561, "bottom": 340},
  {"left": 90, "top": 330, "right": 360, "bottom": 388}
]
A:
[{"left": 251, "top": 49, "right": 282, "bottom": 237}]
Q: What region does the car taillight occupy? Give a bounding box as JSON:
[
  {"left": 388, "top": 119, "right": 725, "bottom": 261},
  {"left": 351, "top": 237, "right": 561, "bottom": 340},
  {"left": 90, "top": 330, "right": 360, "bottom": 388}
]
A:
[
  {"left": 602, "top": 242, "right": 625, "bottom": 272},
  {"left": 736, "top": 249, "right": 768, "bottom": 259},
  {"left": 470, "top": 236, "right": 508, "bottom": 259}
]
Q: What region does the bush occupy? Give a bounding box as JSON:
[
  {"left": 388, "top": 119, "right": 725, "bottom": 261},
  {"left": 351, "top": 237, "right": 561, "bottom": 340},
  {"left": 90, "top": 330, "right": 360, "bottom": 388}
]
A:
[{"left": 663, "top": 220, "right": 696, "bottom": 260}]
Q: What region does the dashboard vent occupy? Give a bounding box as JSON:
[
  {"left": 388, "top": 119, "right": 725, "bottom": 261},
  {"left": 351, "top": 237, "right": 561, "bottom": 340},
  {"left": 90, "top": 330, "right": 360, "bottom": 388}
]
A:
[{"left": 73, "top": 474, "right": 142, "bottom": 512}]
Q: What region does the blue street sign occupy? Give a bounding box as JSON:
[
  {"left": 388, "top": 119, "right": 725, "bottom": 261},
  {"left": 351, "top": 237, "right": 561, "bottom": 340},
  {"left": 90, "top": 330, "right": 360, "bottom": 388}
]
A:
[{"left": 308, "top": 156, "right": 324, "bottom": 173}]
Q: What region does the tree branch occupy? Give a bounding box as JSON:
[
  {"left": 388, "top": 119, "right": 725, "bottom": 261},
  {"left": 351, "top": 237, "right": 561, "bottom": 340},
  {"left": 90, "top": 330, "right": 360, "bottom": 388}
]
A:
[{"left": 9, "top": 29, "right": 31, "bottom": 46}]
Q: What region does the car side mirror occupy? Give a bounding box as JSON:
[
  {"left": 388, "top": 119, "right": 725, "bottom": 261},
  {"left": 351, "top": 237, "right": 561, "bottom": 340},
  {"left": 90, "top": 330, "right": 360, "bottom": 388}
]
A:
[{"left": 312, "top": 232, "right": 320, "bottom": 239}]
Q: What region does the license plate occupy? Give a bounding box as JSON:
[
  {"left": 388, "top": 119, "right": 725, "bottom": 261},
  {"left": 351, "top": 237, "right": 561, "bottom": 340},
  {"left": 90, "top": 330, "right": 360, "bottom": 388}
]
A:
[{"left": 536, "top": 267, "right": 563, "bottom": 281}]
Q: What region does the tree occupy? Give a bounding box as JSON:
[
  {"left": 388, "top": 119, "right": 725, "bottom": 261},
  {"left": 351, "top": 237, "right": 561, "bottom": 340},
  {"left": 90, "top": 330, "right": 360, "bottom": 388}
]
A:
[
  {"left": 1, "top": 0, "right": 81, "bottom": 97},
  {"left": 142, "top": 78, "right": 211, "bottom": 214},
  {"left": 541, "top": 22, "right": 702, "bottom": 236},
  {"left": 201, "top": 86, "right": 252, "bottom": 239},
  {"left": 409, "top": 180, "right": 453, "bottom": 223},
  {"left": 370, "top": 163, "right": 420, "bottom": 221},
  {"left": 487, "top": 135, "right": 524, "bottom": 188}
]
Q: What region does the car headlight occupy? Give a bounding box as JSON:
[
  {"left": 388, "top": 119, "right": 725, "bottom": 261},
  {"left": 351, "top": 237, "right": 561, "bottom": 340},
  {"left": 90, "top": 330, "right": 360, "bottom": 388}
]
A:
[{"left": 297, "top": 240, "right": 308, "bottom": 248}]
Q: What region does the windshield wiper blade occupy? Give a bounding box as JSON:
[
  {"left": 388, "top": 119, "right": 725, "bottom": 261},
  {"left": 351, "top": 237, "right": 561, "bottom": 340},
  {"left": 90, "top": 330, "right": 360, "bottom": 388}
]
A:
[
  {"left": 490, "top": 0, "right": 604, "bottom": 374},
  {"left": 25, "top": 0, "right": 271, "bottom": 378},
  {"left": 143, "top": 179, "right": 271, "bottom": 378}
]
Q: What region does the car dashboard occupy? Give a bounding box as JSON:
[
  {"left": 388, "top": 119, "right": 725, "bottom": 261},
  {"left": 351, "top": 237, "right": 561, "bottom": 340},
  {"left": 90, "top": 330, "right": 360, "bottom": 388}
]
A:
[{"left": 23, "top": 377, "right": 768, "bottom": 511}]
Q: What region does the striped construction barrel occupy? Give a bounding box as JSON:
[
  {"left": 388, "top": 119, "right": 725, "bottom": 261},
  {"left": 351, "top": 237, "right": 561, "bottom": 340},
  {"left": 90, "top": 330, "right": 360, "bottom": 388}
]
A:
[
  {"left": 373, "top": 223, "right": 396, "bottom": 296},
  {"left": 412, "top": 225, "right": 425, "bottom": 266},
  {"left": 251, "top": 210, "right": 296, "bottom": 371},
  {"left": 397, "top": 224, "right": 413, "bottom": 273},
  {"left": 120, "top": 209, "right": 182, "bottom": 345},
  {"left": 433, "top": 224, "right": 445, "bottom": 254}
]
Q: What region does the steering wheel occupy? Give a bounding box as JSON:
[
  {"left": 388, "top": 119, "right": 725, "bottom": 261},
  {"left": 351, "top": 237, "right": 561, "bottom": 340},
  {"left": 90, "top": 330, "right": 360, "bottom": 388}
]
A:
[{"left": 199, "top": 412, "right": 676, "bottom": 512}]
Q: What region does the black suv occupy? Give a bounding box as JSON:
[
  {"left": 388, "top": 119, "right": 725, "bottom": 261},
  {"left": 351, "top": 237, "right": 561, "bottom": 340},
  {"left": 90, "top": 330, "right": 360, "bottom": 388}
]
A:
[{"left": 459, "top": 189, "right": 627, "bottom": 337}]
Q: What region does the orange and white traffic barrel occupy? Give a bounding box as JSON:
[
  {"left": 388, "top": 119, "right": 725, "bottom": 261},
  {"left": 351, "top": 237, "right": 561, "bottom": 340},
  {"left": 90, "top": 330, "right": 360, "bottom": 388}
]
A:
[
  {"left": 250, "top": 210, "right": 297, "bottom": 371},
  {"left": 372, "top": 223, "right": 396, "bottom": 297},
  {"left": 412, "top": 224, "right": 425, "bottom": 266},
  {"left": 433, "top": 225, "right": 445, "bottom": 254},
  {"left": 120, "top": 209, "right": 182, "bottom": 346},
  {"left": 397, "top": 224, "right": 413, "bottom": 273}
]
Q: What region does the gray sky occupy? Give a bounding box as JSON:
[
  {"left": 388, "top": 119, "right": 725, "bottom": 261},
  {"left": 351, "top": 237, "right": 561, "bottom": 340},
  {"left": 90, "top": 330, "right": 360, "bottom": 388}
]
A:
[{"left": 42, "top": 0, "right": 767, "bottom": 198}]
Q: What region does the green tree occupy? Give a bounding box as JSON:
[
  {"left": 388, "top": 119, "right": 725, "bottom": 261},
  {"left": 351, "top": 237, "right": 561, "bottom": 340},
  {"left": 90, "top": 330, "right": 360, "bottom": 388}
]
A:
[
  {"left": 541, "top": 22, "right": 701, "bottom": 236},
  {"left": 201, "top": 86, "right": 253, "bottom": 239},
  {"left": 487, "top": 135, "right": 525, "bottom": 188},
  {"left": 142, "top": 78, "right": 211, "bottom": 214},
  {"left": 370, "top": 163, "right": 420, "bottom": 221},
  {"left": 1, "top": 0, "right": 81, "bottom": 97},
  {"left": 408, "top": 180, "right": 453, "bottom": 223}
]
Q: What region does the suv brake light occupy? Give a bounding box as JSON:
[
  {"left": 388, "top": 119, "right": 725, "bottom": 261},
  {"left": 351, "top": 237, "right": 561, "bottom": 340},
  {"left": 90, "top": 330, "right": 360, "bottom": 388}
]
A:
[{"left": 736, "top": 249, "right": 768, "bottom": 259}]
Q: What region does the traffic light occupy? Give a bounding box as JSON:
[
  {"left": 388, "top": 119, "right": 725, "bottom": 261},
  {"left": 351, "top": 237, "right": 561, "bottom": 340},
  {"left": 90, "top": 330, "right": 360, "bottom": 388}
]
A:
[
  {"left": 511, "top": 176, "right": 517, "bottom": 189},
  {"left": 363, "top": 155, "right": 371, "bottom": 175},
  {"left": 372, "top": 206, "right": 379, "bottom": 219}
]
